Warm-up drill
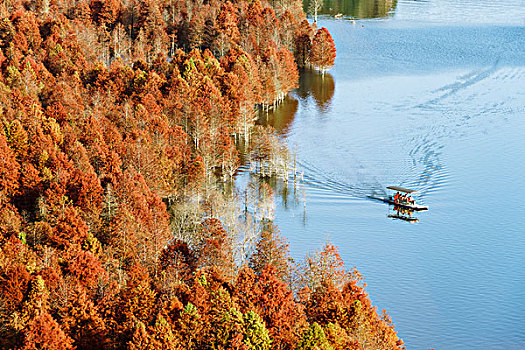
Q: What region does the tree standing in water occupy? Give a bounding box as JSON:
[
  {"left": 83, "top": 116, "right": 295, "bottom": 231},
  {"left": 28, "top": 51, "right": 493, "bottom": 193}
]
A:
[
  {"left": 310, "top": 27, "right": 336, "bottom": 75},
  {"left": 308, "top": 0, "right": 323, "bottom": 24}
]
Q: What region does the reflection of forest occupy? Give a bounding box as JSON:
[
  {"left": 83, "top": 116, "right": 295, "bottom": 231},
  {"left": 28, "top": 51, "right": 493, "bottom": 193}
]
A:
[
  {"left": 259, "top": 69, "right": 335, "bottom": 133},
  {"left": 248, "top": 69, "right": 335, "bottom": 211},
  {"left": 297, "top": 69, "right": 335, "bottom": 113},
  {"left": 303, "top": 0, "right": 397, "bottom": 18},
  {"left": 257, "top": 97, "right": 298, "bottom": 134}
]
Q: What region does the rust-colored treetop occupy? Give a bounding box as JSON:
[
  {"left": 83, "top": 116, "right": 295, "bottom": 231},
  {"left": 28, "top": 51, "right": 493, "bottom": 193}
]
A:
[{"left": 310, "top": 27, "right": 336, "bottom": 73}]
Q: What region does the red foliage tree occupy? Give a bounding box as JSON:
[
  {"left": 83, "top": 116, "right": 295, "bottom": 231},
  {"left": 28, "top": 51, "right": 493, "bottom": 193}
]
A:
[
  {"left": 67, "top": 167, "right": 103, "bottom": 218},
  {"left": 60, "top": 287, "right": 108, "bottom": 350},
  {"left": 89, "top": 0, "right": 121, "bottom": 28},
  {"left": 305, "top": 279, "right": 347, "bottom": 327},
  {"left": 310, "top": 27, "right": 336, "bottom": 74},
  {"left": 21, "top": 312, "right": 74, "bottom": 350},
  {"left": 116, "top": 264, "right": 157, "bottom": 324},
  {"left": 294, "top": 19, "right": 313, "bottom": 67},
  {"left": 277, "top": 47, "right": 299, "bottom": 95},
  {"left": 216, "top": 2, "right": 241, "bottom": 56},
  {"left": 249, "top": 222, "right": 292, "bottom": 281},
  {"left": 234, "top": 265, "right": 307, "bottom": 349},
  {"left": 197, "top": 218, "right": 234, "bottom": 280},
  {"left": 159, "top": 239, "right": 197, "bottom": 282},
  {"left": 0, "top": 132, "right": 20, "bottom": 204},
  {"left": 65, "top": 248, "right": 105, "bottom": 289},
  {"left": 0, "top": 263, "right": 30, "bottom": 311},
  {"left": 127, "top": 321, "right": 151, "bottom": 349},
  {"left": 108, "top": 169, "right": 171, "bottom": 271},
  {"left": 49, "top": 206, "right": 89, "bottom": 248}
]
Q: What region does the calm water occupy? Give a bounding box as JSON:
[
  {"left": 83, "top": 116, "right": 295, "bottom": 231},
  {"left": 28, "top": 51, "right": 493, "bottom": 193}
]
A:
[{"left": 254, "top": 1, "right": 525, "bottom": 349}]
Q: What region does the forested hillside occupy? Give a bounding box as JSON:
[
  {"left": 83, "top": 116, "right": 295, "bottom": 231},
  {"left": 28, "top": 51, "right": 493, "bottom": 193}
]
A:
[{"left": 0, "top": 1, "right": 402, "bottom": 349}]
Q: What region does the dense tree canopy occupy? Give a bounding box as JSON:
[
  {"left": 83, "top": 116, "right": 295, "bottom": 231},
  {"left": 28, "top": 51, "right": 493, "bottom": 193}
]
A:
[{"left": 0, "top": 1, "right": 406, "bottom": 349}]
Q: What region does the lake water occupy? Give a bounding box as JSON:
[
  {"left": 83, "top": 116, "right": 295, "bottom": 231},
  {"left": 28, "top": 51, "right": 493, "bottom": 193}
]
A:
[{"left": 253, "top": 0, "right": 525, "bottom": 349}]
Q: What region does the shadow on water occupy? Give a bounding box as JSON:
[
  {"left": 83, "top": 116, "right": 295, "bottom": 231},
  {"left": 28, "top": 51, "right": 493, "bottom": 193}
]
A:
[
  {"left": 388, "top": 205, "right": 420, "bottom": 223},
  {"left": 303, "top": 0, "right": 397, "bottom": 19},
  {"left": 243, "top": 69, "right": 337, "bottom": 213}
]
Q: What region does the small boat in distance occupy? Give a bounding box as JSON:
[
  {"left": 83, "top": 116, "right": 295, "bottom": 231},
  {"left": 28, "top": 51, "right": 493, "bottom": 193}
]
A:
[{"left": 369, "top": 186, "right": 429, "bottom": 211}]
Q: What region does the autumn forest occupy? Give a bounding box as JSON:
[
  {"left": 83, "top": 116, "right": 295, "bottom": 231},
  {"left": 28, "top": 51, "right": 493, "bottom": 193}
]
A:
[{"left": 0, "top": 0, "right": 404, "bottom": 349}]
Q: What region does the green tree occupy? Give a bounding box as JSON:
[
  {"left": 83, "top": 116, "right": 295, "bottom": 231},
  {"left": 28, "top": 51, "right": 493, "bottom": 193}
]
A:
[
  {"left": 177, "top": 302, "right": 203, "bottom": 349},
  {"left": 242, "top": 311, "right": 271, "bottom": 350},
  {"left": 149, "top": 314, "right": 178, "bottom": 350},
  {"left": 296, "top": 322, "right": 333, "bottom": 350}
]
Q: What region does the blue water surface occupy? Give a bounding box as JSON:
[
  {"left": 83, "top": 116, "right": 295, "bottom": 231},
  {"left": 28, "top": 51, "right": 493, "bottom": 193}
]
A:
[{"left": 261, "top": 1, "right": 525, "bottom": 349}]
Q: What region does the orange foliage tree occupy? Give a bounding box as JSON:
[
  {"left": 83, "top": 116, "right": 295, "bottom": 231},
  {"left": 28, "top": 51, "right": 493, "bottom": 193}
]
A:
[
  {"left": 21, "top": 312, "right": 74, "bottom": 350},
  {"left": 310, "top": 27, "right": 336, "bottom": 74}
]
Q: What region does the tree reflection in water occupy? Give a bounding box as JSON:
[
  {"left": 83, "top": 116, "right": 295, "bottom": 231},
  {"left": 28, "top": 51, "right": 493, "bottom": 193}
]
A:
[
  {"left": 302, "top": 0, "right": 397, "bottom": 19},
  {"left": 257, "top": 97, "right": 298, "bottom": 135},
  {"left": 259, "top": 68, "right": 335, "bottom": 134},
  {"left": 297, "top": 68, "right": 335, "bottom": 114},
  {"left": 248, "top": 69, "right": 335, "bottom": 212}
]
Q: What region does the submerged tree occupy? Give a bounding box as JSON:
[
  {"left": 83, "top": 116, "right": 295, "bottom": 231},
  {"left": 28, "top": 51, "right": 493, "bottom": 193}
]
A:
[{"left": 308, "top": 0, "right": 324, "bottom": 24}]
